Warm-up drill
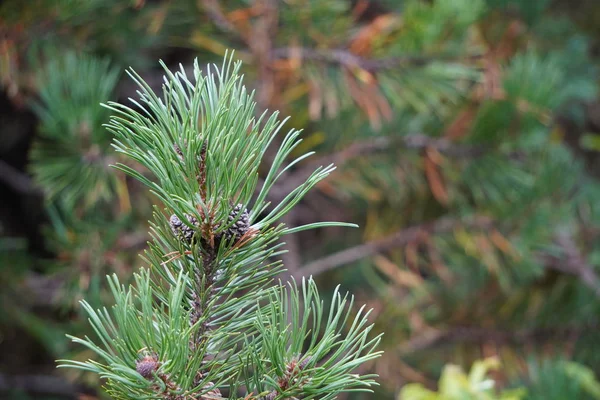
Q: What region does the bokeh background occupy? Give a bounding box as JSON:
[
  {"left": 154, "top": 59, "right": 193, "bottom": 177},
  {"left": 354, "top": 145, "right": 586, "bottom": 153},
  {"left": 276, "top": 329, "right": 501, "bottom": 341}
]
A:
[{"left": 2, "top": 0, "right": 600, "bottom": 399}]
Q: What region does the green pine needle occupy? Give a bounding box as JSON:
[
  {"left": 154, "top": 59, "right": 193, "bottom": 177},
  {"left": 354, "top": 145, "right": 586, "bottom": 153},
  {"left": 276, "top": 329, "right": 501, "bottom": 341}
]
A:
[{"left": 59, "top": 52, "right": 380, "bottom": 399}]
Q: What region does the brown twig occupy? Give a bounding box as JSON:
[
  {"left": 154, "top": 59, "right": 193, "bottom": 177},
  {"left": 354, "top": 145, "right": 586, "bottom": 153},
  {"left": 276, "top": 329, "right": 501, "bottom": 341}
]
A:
[
  {"left": 268, "top": 136, "right": 389, "bottom": 203},
  {"left": 0, "top": 159, "right": 42, "bottom": 195},
  {"left": 312, "top": 133, "right": 494, "bottom": 164},
  {"left": 252, "top": 0, "right": 279, "bottom": 111},
  {"left": 199, "top": 0, "right": 238, "bottom": 34},
  {"left": 269, "top": 134, "right": 498, "bottom": 203},
  {"left": 295, "top": 216, "right": 493, "bottom": 278},
  {"left": 115, "top": 232, "right": 149, "bottom": 250},
  {"left": 0, "top": 373, "right": 94, "bottom": 398},
  {"left": 398, "top": 323, "right": 597, "bottom": 355},
  {"left": 272, "top": 47, "right": 485, "bottom": 72},
  {"left": 539, "top": 233, "right": 600, "bottom": 298}
]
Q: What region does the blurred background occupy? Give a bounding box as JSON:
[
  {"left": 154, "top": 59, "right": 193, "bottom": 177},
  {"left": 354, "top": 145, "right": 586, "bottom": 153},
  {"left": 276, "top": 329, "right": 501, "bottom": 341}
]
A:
[{"left": 2, "top": 0, "right": 600, "bottom": 399}]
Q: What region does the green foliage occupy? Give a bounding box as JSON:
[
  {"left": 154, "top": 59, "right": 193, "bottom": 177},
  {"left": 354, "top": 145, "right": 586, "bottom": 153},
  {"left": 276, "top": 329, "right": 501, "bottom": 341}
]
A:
[
  {"left": 278, "top": 0, "right": 352, "bottom": 47},
  {"left": 519, "top": 359, "right": 600, "bottom": 400},
  {"left": 563, "top": 362, "right": 600, "bottom": 399},
  {"left": 58, "top": 54, "right": 381, "bottom": 399},
  {"left": 30, "top": 51, "right": 121, "bottom": 209},
  {"left": 4, "top": 0, "right": 600, "bottom": 398},
  {"left": 394, "top": 0, "right": 485, "bottom": 53},
  {"left": 484, "top": 0, "right": 551, "bottom": 25},
  {"left": 247, "top": 279, "right": 381, "bottom": 399},
  {"left": 399, "top": 358, "right": 526, "bottom": 400},
  {"left": 27, "top": 51, "right": 146, "bottom": 317},
  {"left": 106, "top": 57, "right": 343, "bottom": 233}
]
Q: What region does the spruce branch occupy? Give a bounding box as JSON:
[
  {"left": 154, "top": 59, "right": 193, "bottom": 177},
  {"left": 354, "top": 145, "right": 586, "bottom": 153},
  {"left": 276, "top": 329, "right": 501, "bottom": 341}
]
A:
[{"left": 58, "top": 53, "right": 380, "bottom": 399}]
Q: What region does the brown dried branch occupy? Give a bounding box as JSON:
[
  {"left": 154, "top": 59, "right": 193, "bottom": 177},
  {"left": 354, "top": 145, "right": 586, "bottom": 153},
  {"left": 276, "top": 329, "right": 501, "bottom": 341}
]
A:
[
  {"left": 0, "top": 373, "right": 94, "bottom": 398},
  {"left": 539, "top": 233, "right": 600, "bottom": 298},
  {"left": 115, "top": 232, "right": 149, "bottom": 250},
  {"left": 398, "top": 323, "right": 595, "bottom": 355},
  {"left": 268, "top": 136, "right": 391, "bottom": 202},
  {"left": 295, "top": 216, "right": 493, "bottom": 278},
  {"left": 272, "top": 47, "right": 484, "bottom": 72},
  {"left": 199, "top": 0, "right": 238, "bottom": 34},
  {"left": 0, "top": 159, "right": 42, "bottom": 195},
  {"left": 270, "top": 134, "right": 499, "bottom": 203},
  {"left": 252, "top": 0, "right": 279, "bottom": 110}
]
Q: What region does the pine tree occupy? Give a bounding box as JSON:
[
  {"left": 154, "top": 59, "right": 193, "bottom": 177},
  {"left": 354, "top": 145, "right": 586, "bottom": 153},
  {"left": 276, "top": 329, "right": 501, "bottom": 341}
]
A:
[
  {"left": 3, "top": 0, "right": 600, "bottom": 399},
  {"left": 57, "top": 54, "right": 382, "bottom": 399}
]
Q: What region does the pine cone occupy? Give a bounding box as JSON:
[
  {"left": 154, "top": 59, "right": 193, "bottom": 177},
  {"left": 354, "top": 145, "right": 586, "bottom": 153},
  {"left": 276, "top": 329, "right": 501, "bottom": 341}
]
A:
[
  {"left": 298, "top": 356, "right": 312, "bottom": 370},
  {"left": 170, "top": 213, "right": 199, "bottom": 243},
  {"left": 223, "top": 204, "right": 249, "bottom": 241},
  {"left": 174, "top": 143, "right": 184, "bottom": 162},
  {"left": 199, "top": 382, "right": 222, "bottom": 399},
  {"left": 136, "top": 355, "right": 158, "bottom": 379},
  {"left": 262, "top": 390, "right": 277, "bottom": 400}
]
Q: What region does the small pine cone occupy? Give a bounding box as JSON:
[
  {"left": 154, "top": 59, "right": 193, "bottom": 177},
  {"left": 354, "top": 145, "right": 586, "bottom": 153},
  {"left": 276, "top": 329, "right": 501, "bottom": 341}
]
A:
[
  {"left": 262, "top": 390, "right": 277, "bottom": 400},
  {"left": 224, "top": 204, "right": 250, "bottom": 241},
  {"left": 174, "top": 143, "right": 184, "bottom": 162},
  {"left": 298, "top": 356, "right": 311, "bottom": 370},
  {"left": 170, "top": 213, "right": 199, "bottom": 243},
  {"left": 136, "top": 356, "right": 158, "bottom": 379},
  {"left": 199, "top": 382, "right": 222, "bottom": 399}
]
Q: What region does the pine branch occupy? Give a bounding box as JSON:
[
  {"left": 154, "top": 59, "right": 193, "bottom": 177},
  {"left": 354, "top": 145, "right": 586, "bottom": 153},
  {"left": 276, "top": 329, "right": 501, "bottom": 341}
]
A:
[
  {"left": 296, "top": 216, "right": 494, "bottom": 278},
  {"left": 59, "top": 54, "right": 380, "bottom": 400},
  {"left": 271, "top": 47, "right": 485, "bottom": 71},
  {"left": 30, "top": 52, "right": 121, "bottom": 208}
]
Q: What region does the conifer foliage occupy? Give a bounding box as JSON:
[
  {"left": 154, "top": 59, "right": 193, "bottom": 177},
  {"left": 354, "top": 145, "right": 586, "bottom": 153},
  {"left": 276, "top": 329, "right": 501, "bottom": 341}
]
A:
[
  {"left": 4, "top": 0, "right": 600, "bottom": 399},
  {"left": 57, "top": 55, "right": 382, "bottom": 399}
]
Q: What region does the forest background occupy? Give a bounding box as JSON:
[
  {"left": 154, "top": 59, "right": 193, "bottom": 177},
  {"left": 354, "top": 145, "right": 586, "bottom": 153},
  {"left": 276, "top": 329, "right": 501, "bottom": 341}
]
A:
[{"left": 2, "top": 0, "right": 600, "bottom": 399}]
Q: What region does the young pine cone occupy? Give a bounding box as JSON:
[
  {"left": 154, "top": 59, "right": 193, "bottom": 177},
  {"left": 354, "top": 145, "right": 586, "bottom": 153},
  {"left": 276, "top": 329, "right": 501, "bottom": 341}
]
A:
[
  {"left": 136, "top": 355, "right": 159, "bottom": 380},
  {"left": 262, "top": 391, "right": 277, "bottom": 400},
  {"left": 199, "top": 385, "right": 222, "bottom": 399},
  {"left": 223, "top": 204, "right": 250, "bottom": 242},
  {"left": 169, "top": 213, "right": 199, "bottom": 244},
  {"left": 298, "top": 356, "right": 312, "bottom": 370}
]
